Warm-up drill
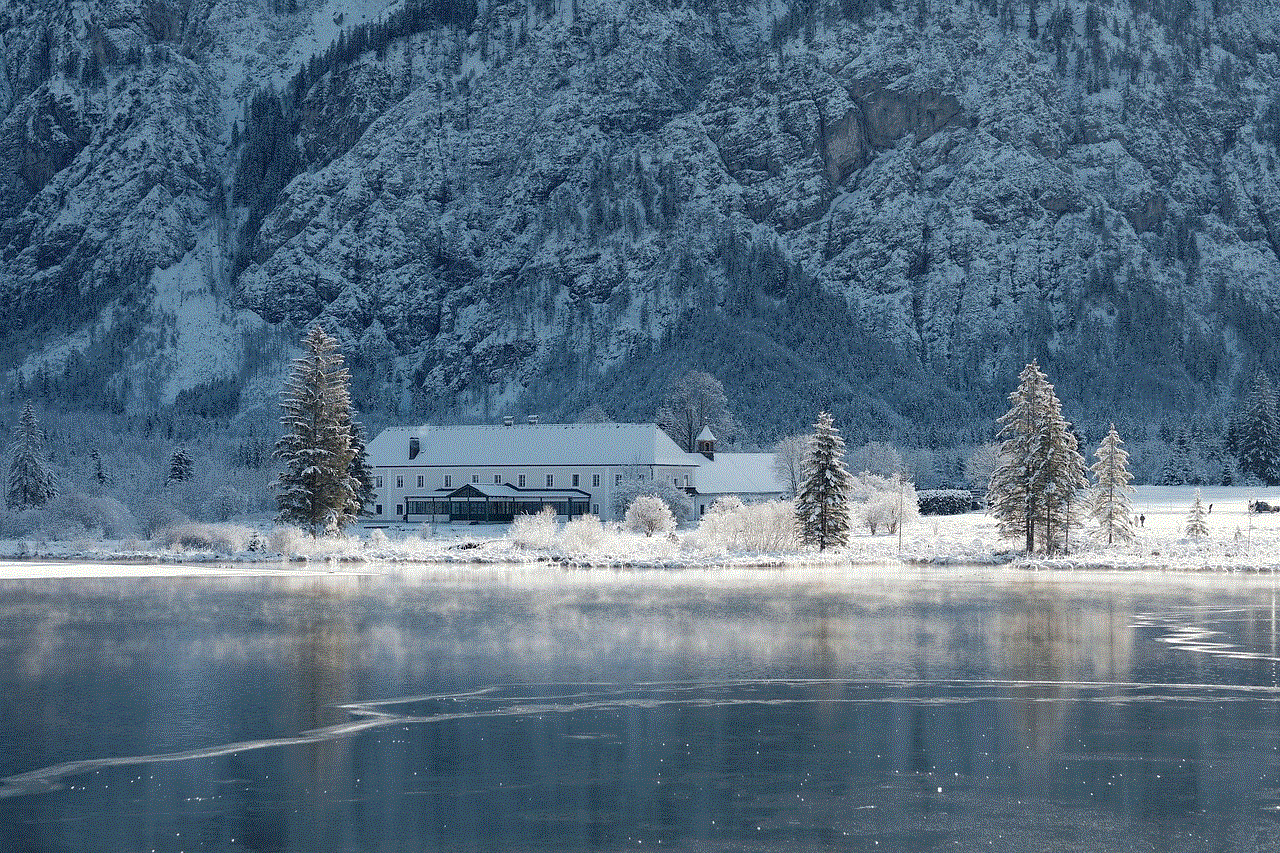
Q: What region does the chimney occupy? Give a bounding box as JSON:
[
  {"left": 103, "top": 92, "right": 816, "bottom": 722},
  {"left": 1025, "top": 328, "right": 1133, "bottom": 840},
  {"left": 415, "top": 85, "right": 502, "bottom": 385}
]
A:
[
  {"left": 527, "top": 414, "right": 540, "bottom": 425},
  {"left": 503, "top": 416, "right": 514, "bottom": 426}
]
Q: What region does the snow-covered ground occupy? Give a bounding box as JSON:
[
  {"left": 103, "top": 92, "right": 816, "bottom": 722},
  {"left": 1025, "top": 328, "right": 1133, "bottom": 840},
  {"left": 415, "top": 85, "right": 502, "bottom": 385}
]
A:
[{"left": 2, "top": 487, "right": 1279, "bottom": 578}]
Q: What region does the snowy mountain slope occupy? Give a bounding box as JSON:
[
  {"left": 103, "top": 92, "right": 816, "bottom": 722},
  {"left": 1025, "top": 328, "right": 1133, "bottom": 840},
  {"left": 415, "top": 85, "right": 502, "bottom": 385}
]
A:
[{"left": 2, "top": 0, "right": 1280, "bottom": 442}]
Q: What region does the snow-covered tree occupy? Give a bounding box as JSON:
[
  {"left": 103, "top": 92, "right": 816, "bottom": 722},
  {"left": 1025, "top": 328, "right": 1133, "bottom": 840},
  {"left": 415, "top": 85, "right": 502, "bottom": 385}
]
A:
[
  {"left": 989, "top": 362, "right": 1088, "bottom": 555},
  {"left": 166, "top": 448, "right": 194, "bottom": 485},
  {"left": 848, "top": 441, "right": 904, "bottom": 478},
  {"left": 275, "top": 326, "right": 361, "bottom": 537},
  {"left": 90, "top": 449, "right": 110, "bottom": 488},
  {"left": 6, "top": 401, "right": 57, "bottom": 511},
  {"left": 964, "top": 444, "right": 1001, "bottom": 493},
  {"left": 795, "top": 411, "right": 852, "bottom": 550},
  {"left": 1089, "top": 424, "right": 1135, "bottom": 545},
  {"left": 771, "top": 433, "right": 810, "bottom": 496},
  {"left": 611, "top": 477, "right": 694, "bottom": 522},
  {"left": 1185, "top": 489, "right": 1209, "bottom": 540},
  {"left": 656, "top": 370, "right": 739, "bottom": 452},
  {"left": 625, "top": 495, "right": 676, "bottom": 537},
  {"left": 346, "top": 417, "right": 376, "bottom": 518},
  {"left": 1237, "top": 370, "right": 1280, "bottom": 485},
  {"left": 576, "top": 404, "right": 612, "bottom": 423}
]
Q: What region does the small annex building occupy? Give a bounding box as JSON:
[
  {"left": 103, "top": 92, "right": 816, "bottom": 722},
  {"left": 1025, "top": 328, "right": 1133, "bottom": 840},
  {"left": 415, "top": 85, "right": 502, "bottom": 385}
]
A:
[{"left": 365, "top": 420, "right": 787, "bottom": 525}]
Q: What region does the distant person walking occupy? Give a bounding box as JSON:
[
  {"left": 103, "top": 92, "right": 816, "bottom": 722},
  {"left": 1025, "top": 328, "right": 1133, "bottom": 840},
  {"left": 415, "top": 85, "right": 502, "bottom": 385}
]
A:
[{"left": 1139, "top": 513, "right": 1145, "bottom": 527}]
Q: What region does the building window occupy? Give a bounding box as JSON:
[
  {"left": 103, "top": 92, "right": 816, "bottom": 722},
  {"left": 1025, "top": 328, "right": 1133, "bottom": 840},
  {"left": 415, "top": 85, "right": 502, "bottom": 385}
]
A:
[
  {"left": 396, "top": 476, "right": 403, "bottom": 489},
  {"left": 375, "top": 476, "right": 383, "bottom": 488},
  {"left": 615, "top": 474, "right": 622, "bottom": 485},
  {"left": 592, "top": 474, "right": 600, "bottom": 487},
  {"left": 473, "top": 474, "right": 480, "bottom": 483},
  {"left": 572, "top": 474, "right": 579, "bottom": 487},
  {"left": 376, "top": 504, "right": 383, "bottom": 515},
  {"left": 518, "top": 474, "right": 526, "bottom": 487},
  {"left": 444, "top": 475, "right": 451, "bottom": 488},
  {"left": 684, "top": 475, "right": 689, "bottom": 487},
  {"left": 546, "top": 474, "right": 554, "bottom": 488},
  {"left": 592, "top": 504, "right": 598, "bottom": 515},
  {"left": 396, "top": 504, "right": 402, "bottom": 516},
  {"left": 673, "top": 478, "right": 679, "bottom": 486},
  {"left": 494, "top": 474, "right": 501, "bottom": 484},
  {"left": 417, "top": 475, "right": 424, "bottom": 488}
]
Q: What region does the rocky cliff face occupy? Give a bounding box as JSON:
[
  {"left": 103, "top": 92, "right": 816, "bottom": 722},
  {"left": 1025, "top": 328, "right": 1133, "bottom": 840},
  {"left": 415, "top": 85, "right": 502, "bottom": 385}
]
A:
[{"left": 2, "top": 0, "right": 1279, "bottom": 440}]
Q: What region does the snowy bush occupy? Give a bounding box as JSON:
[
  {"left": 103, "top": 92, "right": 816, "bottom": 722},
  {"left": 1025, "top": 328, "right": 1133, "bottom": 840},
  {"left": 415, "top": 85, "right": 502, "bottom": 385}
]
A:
[
  {"left": 157, "top": 523, "right": 254, "bottom": 553},
  {"left": 625, "top": 496, "right": 676, "bottom": 537},
  {"left": 918, "top": 490, "right": 977, "bottom": 515},
  {"left": 366, "top": 528, "right": 390, "bottom": 549},
  {"left": 611, "top": 479, "right": 694, "bottom": 523},
  {"left": 694, "top": 499, "right": 799, "bottom": 552},
  {"left": 137, "top": 496, "right": 188, "bottom": 538},
  {"left": 1, "top": 492, "right": 138, "bottom": 540},
  {"left": 201, "top": 488, "right": 249, "bottom": 522},
  {"left": 559, "top": 515, "right": 607, "bottom": 553},
  {"left": 269, "top": 525, "right": 310, "bottom": 555},
  {"left": 509, "top": 506, "right": 559, "bottom": 550},
  {"left": 850, "top": 476, "right": 920, "bottom": 535}
]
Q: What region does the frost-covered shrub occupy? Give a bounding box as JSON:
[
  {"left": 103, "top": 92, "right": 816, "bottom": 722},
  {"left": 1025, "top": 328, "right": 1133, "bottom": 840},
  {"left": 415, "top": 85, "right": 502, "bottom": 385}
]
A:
[
  {"left": 366, "top": 528, "right": 390, "bottom": 549},
  {"left": 137, "top": 496, "right": 188, "bottom": 538},
  {"left": 560, "top": 515, "right": 607, "bottom": 553},
  {"left": 509, "top": 506, "right": 559, "bottom": 550},
  {"left": 201, "top": 488, "right": 249, "bottom": 522},
  {"left": 918, "top": 490, "right": 977, "bottom": 515},
  {"left": 269, "top": 525, "right": 310, "bottom": 555},
  {"left": 158, "top": 523, "right": 254, "bottom": 553},
  {"left": 625, "top": 496, "right": 676, "bottom": 537},
  {"left": 611, "top": 479, "right": 694, "bottom": 523},
  {"left": 849, "top": 474, "right": 920, "bottom": 534},
  {"left": 0, "top": 492, "right": 138, "bottom": 540},
  {"left": 695, "top": 499, "right": 799, "bottom": 552}
]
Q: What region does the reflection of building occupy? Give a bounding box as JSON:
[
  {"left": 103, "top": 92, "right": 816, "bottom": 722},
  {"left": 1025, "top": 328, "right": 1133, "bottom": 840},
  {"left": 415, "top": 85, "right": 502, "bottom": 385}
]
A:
[{"left": 365, "top": 421, "right": 787, "bottom": 523}]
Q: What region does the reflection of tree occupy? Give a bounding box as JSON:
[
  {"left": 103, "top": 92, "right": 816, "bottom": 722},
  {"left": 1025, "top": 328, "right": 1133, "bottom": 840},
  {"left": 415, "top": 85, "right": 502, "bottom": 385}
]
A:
[{"left": 995, "top": 587, "right": 1135, "bottom": 754}]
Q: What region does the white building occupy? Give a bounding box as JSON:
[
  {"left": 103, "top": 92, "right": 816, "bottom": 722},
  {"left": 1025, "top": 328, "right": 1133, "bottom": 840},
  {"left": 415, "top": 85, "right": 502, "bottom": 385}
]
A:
[{"left": 365, "top": 421, "right": 787, "bottom": 524}]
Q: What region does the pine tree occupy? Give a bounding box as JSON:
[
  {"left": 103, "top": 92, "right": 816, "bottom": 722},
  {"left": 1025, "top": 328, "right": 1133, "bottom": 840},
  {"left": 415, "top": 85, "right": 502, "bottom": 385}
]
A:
[
  {"left": 275, "top": 327, "right": 361, "bottom": 537},
  {"left": 1185, "top": 489, "right": 1209, "bottom": 540},
  {"left": 7, "top": 401, "right": 57, "bottom": 511},
  {"left": 346, "top": 416, "right": 376, "bottom": 518},
  {"left": 167, "top": 448, "right": 194, "bottom": 485},
  {"left": 989, "top": 362, "right": 1087, "bottom": 554},
  {"left": 1089, "top": 424, "right": 1135, "bottom": 545},
  {"left": 795, "top": 411, "right": 852, "bottom": 550},
  {"left": 1237, "top": 370, "right": 1280, "bottom": 485},
  {"left": 90, "top": 449, "right": 110, "bottom": 487}
]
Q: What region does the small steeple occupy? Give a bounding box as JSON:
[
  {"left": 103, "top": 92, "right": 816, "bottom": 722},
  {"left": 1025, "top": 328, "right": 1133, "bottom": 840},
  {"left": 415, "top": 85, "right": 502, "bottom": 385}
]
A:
[{"left": 696, "top": 426, "right": 716, "bottom": 460}]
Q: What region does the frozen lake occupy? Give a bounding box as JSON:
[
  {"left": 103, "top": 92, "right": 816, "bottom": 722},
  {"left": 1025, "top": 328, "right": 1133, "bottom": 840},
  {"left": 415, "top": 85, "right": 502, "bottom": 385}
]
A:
[{"left": 3, "top": 563, "right": 1280, "bottom": 851}]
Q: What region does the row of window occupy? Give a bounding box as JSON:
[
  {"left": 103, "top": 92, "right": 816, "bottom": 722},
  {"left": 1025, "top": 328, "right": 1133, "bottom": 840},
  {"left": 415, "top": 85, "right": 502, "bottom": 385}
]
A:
[
  {"left": 384, "top": 473, "right": 607, "bottom": 490},
  {"left": 401, "top": 499, "right": 595, "bottom": 518}
]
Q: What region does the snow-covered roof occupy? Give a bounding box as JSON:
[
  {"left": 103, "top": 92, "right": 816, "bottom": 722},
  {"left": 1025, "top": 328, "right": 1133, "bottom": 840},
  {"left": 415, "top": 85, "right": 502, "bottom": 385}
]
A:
[
  {"left": 690, "top": 453, "right": 787, "bottom": 496},
  {"left": 368, "top": 423, "right": 696, "bottom": 468},
  {"left": 696, "top": 425, "right": 717, "bottom": 443}
]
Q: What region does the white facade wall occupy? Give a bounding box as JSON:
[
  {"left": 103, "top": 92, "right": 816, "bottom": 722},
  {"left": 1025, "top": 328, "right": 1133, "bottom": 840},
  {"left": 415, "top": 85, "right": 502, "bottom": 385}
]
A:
[{"left": 370, "top": 462, "right": 697, "bottom": 522}]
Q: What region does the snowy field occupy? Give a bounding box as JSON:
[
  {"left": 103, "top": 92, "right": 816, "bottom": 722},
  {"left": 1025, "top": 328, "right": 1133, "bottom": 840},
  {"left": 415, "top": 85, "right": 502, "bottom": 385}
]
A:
[{"left": 2, "top": 486, "right": 1280, "bottom": 577}]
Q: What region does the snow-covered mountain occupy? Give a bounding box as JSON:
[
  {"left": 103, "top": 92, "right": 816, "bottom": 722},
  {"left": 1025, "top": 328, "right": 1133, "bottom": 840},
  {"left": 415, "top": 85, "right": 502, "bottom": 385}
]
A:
[{"left": 2, "top": 0, "right": 1279, "bottom": 442}]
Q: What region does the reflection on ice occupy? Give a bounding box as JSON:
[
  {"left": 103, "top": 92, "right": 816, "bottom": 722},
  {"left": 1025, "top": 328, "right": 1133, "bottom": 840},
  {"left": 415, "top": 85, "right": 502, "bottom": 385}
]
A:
[{"left": 3, "top": 565, "right": 1280, "bottom": 852}]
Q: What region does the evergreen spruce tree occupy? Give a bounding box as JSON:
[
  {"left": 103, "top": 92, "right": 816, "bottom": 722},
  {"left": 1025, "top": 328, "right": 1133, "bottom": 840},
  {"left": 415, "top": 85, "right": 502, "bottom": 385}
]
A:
[
  {"left": 1089, "top": 424, "right": 1135, "bottom": 545},
  {"left": 90, "top": 449, "right": 110, "bottom": 487},
  {"left": 7, "top": 401, "right": 57, "bottom": 511},
  {"left": 795, "top": 411, "right": 852, "bottom": 550},
  {"left": 275, "top": 327, "right": 360, "bottom": 537},
  {"left": 1185, "top": 489, "right": 1209, "bottom": 540},
  {"left": 346, "top": 417, "right": 376, "bottom": 518},
  {"left": 166, "top": 448, "right": 194, "bottom": 485},
  {"left": 1237, "top": 370, "right": 1280, "bottom": 485},
  {"left": 989, "top": 361, "right": 1087, "bottom": 554}
]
